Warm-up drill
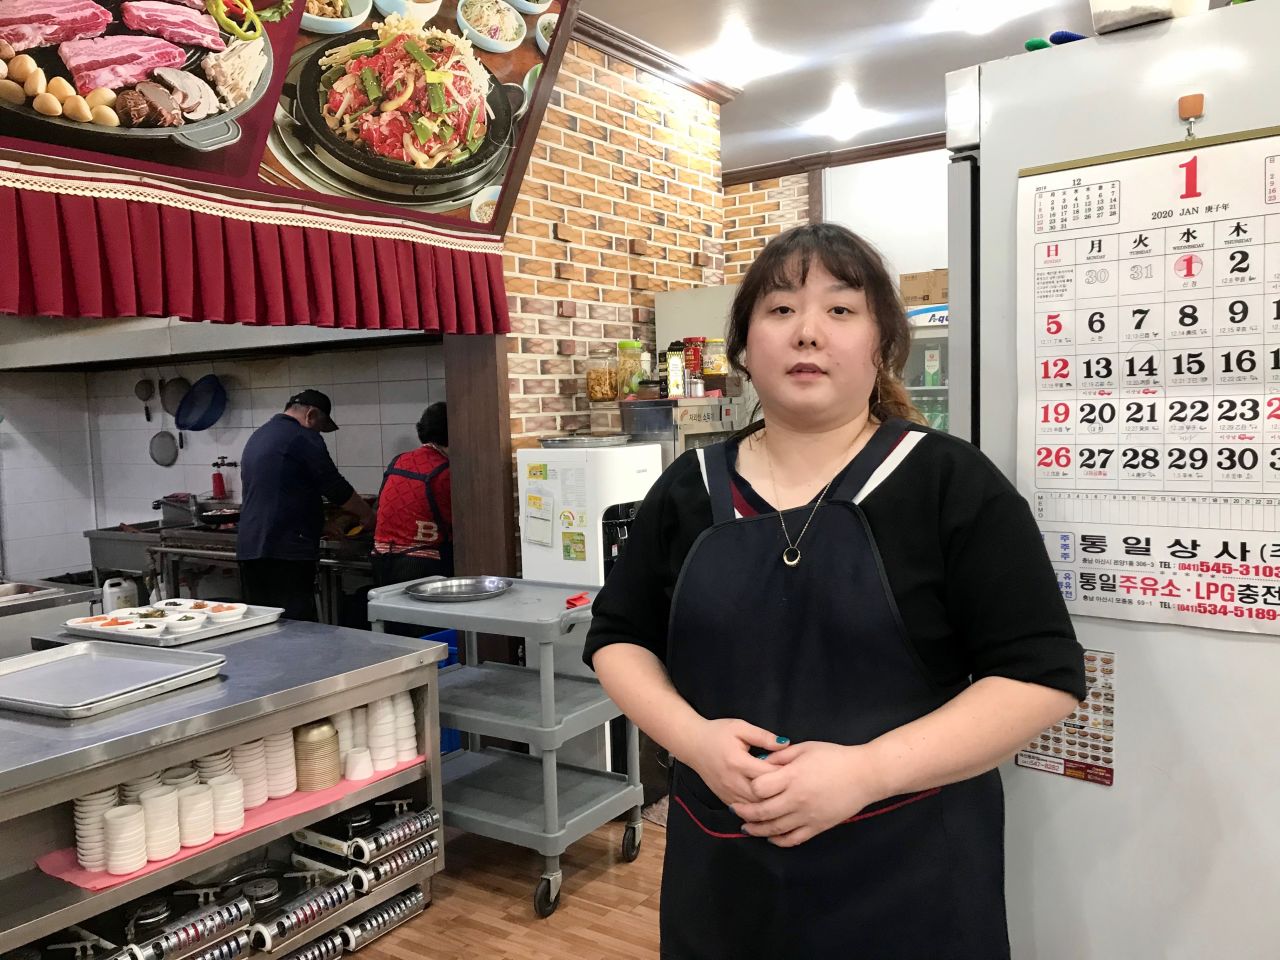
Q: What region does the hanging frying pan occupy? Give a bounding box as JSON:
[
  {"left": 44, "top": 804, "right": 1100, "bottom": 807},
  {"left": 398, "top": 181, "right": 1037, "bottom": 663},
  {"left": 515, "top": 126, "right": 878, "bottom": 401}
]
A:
[
  {"left": 176, "top": 375, "right": 228, "bottom": 431},
  {"left": 134, "top": 379, "right": 155, "bottom": 422},
  {"left": 149, "top": 431, "right": 179, "bottom": 467},
  {"left": 159, "top": 377, "right": 191, "bottom": 449}
]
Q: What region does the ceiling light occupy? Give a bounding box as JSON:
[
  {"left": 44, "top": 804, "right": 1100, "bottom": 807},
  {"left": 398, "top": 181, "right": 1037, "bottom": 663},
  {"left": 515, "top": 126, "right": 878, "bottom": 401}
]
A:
[
  {"left": 919, "top": 0, "right": 1057, "bottom": 35},
  {"left": 686, "top": 15, "right": 800, "bottom": 89},
  {"left": 800, "top": 83, "right": 891, "bottom": 143}
]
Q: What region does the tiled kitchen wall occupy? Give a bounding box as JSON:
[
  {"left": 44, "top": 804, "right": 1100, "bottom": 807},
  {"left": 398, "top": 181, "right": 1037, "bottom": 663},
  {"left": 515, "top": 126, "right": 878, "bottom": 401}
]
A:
[
  {"left": 0, "top": 371, "right": 94, "bottom": 580},
  {"left": 89, "top": 343, "right": 445, "bottom": 528},
  {"left": 0, "top": 341, "right": 443, "bottom": 579}
]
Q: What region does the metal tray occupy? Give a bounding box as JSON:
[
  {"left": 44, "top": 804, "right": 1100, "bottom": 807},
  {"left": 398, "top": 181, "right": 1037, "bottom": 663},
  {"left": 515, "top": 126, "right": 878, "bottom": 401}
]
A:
[
  {"left": 0, "top": 642, "right": 226, "bottom": 719},
  {"left": 64, "top": 606, "right": 285, "bottom": 647},
  {"left": 403, "top": 578, "right": 512, "bottom": 604}
]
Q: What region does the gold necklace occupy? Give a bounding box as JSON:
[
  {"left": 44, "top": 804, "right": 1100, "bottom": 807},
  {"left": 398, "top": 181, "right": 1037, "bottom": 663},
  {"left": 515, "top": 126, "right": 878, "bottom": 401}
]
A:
[{"left": 762, "top": 420, "right": 872, "bottom": 568}]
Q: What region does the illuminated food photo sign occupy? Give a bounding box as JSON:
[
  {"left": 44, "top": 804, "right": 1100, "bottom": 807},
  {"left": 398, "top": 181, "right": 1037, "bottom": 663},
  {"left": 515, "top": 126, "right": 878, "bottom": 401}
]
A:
[{"left": 0, "top": 0, "right": 578, "bottom": 235}]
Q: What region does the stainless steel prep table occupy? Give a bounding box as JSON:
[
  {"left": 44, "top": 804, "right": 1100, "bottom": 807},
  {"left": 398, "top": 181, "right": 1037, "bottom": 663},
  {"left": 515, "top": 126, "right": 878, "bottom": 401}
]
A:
[{"left": 0, "top": 621, "right": 448, "bottom": 954}]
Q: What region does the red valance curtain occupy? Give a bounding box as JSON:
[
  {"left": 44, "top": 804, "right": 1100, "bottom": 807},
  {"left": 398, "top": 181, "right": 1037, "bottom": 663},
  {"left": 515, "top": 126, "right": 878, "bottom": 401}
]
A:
[{"left": 0, "top": 160, "right": 509, "bottom": 334}]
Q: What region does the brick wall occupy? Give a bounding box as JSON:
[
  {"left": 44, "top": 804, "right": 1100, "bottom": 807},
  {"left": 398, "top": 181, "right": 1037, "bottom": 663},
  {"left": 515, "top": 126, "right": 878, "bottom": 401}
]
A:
[
  {"left": 722, "top": 173, "right": 811, "bottom": 281},
  {"left": 502, "top": 40, "right": 726, "bottom": 445}
]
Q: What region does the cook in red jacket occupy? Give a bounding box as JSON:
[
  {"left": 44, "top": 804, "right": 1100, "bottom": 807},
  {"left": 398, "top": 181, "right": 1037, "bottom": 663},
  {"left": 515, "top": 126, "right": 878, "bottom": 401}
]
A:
[{"left": 371, "top": 403, "right": 453, "bottom": 586}]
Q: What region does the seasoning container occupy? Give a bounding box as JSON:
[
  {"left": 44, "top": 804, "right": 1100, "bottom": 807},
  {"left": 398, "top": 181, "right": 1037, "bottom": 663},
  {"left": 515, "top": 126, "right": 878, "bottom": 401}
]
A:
[
  {"left": 702, "top": 338, "right": 728, "bottom": 375},
  {"left": 636, "top": 379, "right": 661, "bottom": 400},
  {"left": 586, "top": 345, "right": 618, "bottom": 403},
  {"left": 616, "top": 340, "right": 644, "bottom": 400},
  {"left": 666, "top": 340, "right": 686, "bottom": 397},
  {"left": 683, "top": 337, "right": 706, "bottom": 379},
  {"left": 687, "top": 375, "right": 706, "bottom": 398}
]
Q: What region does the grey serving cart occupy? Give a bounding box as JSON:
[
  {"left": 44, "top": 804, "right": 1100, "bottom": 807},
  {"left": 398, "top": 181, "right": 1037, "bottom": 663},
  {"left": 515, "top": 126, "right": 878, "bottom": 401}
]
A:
[{"left": 366, "top": 578, "right": 644, "bottom": 918}]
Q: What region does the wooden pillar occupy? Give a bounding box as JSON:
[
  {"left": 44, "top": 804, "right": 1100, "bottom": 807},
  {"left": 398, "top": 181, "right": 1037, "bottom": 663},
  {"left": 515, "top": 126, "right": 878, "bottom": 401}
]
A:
[{"left": 443, "top": 333, "right": 516, "bottom": 578}]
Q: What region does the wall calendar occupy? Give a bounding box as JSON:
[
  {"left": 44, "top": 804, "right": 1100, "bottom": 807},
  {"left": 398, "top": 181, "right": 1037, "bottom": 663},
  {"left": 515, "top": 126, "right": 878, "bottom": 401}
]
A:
[{"left": 1017, "top": 132, "right": 1280, "bottom": 634}]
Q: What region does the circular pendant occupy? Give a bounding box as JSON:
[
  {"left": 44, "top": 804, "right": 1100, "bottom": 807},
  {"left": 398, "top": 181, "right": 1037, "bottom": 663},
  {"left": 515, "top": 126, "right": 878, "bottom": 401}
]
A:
[{"left": 782, "top": 547, "right": 801, "bottom": 567}]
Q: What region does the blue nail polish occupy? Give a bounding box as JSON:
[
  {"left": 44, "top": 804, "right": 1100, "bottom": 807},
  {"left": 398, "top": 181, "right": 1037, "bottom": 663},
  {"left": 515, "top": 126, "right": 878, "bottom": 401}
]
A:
[
  {"left": 776, "top": 736, "right": 789, "bottom": 745},
  {"left": 752, "top": 750, "right": 771, "bottom": 760}
]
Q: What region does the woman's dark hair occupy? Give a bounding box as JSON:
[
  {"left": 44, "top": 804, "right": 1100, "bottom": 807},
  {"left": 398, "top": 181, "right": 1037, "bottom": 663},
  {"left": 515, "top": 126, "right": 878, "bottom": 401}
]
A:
[
  {"left": 416, "top": 402, "right": 448, "bottom": 446},
  {"left": 725, "top": 223, "right": 923, "bottom": 425}
]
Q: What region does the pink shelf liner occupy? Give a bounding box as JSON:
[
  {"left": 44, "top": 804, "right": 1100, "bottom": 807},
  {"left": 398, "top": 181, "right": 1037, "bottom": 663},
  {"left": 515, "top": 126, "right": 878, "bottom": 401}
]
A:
[{"left": 37, "top": 756, "right": 425, "bottom": 892}]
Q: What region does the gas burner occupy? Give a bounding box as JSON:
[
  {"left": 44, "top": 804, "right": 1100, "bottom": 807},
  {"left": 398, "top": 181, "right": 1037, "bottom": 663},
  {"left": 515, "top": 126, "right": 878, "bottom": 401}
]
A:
[
  {"left": 129, "top": 899, "right": 174, "bottom": 939},
  {"left": 240, "top": 880, "right": 281, "bottom": 910},
  {"left": 339, "top": 808, "right": 373, "bottom": 840}
]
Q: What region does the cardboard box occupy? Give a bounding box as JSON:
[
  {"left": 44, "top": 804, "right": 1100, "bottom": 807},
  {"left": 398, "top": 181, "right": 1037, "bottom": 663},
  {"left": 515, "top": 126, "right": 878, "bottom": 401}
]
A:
[
  {"left": 931, "top": 268, "right": 949, "bottom": 303},
  {"left": 898, "top": 271, "right": 934, "bottom": 306}
]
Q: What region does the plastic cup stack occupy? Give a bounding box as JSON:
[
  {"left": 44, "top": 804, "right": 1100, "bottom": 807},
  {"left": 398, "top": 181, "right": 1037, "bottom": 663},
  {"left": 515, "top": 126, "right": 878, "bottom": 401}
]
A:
[
  {"left": 208, "top": 774, "right": 245, "bottom": 834},
  {"left": 177, "top": 784, "right": 215, "bottom": 847},
  {"left": 73, "top": 786, "right": 119, "bottom": 873},
  {"left": 195, "top": 750, "right": 234, "bottom": 783},
  {"left": 139, "top": 785, "right": 180, "bottom": 861},
  {"left": 366, "top": 698, "right": 398, "bottom": 772},
  {"left": 343, "top": 747, "right": 374, "bottom": 782},
  {"left": 161, "top": 766, "right": 199, "bottom": 788},
  {"left": 103, "top": 805, "right": 147, "bottom": 875},
  {"left": 120, "top": 772, "right": 163, "bottom": 805},
  {"left": 393, "top": 692, "right": 418, "bottom": 761},
  {"left": 264, "top": 731, "right": 297, "bottom": 799},
  {"left": 231, "top": 740, "right": 270, "bottom": 809}
]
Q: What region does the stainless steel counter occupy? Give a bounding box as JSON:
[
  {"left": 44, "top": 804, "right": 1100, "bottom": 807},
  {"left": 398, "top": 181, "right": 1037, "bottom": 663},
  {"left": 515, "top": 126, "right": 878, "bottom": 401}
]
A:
[
  {"left": 0, "top": 578, "right": 99, "bottom": 618},
  {"left": 0, "top": 621, "right": 448, "bottom": 952}
]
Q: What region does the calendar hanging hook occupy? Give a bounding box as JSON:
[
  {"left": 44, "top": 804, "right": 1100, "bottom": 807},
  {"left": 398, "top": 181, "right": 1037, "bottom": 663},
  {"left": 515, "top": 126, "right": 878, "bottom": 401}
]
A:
[{"left": 1178, "top": 93, "right": 1204, "bottom": 140}]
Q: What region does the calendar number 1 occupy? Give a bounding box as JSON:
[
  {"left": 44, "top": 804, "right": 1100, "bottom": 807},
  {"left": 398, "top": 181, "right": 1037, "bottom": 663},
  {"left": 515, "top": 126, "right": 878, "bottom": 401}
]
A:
[{"left": 1179, "top": 155, "right": 1201, "bottom": 200}]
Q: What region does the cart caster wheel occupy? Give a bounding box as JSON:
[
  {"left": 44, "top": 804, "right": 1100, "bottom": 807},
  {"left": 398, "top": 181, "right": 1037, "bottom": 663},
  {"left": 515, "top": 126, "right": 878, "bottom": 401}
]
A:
[
  {"left": 622, "top": 824, "right": 642, "bottom": 862},
  {"left": 534, "top": 877, "right": 560, "bottom": 918}
]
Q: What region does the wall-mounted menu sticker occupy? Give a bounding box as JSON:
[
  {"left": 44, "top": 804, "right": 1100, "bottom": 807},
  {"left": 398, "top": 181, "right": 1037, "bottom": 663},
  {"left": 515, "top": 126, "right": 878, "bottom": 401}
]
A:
[
  {"left": 523, "top": 490, "right": 553, "bottom": 547},
  {"left": 1017, "top": 133, "right": 1280, "bottom": 635},
  {"left": 1016, "top": 649, "right": 1116, "bottom": 787}
]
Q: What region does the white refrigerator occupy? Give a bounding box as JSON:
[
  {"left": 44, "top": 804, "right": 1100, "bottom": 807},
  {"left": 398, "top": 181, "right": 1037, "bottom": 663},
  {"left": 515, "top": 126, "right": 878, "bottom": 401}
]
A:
[{"left": 947, "top": 6, "right": 1280, "bottom": 958}]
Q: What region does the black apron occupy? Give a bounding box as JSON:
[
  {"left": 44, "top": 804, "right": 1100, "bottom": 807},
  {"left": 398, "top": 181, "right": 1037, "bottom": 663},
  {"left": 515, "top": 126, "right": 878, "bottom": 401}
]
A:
[
  {"left": 369, "top": 454, "right": 454, "bottom": 587},
  {"left": 661, "top": 420, "right": 1008, "bottom": 960}
]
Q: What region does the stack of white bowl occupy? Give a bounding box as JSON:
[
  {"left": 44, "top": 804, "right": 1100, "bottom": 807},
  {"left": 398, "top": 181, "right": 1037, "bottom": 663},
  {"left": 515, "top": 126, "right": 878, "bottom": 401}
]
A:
[
  {"left": 331, "top": 710, "right": 354, "bottom": 766},
  {"left": 162, "top": 766, "right": 199, "bottom": 788},
  {"left": 366, "top": 698, "right": 398, "bottom": 772},
  {"left": 351, "top": 706, "right": 369, "bottom": 750},
  {"left": 139, "top": 785, "right": 180, "bottom": 861},
  {"left": 393, "top": 693, "right": 418, "bottom": 761},
  {"left": 177, "top": 784, "right": 215, "bottom": 847},
  {"left": 103, "top": 805, "right": 147, "bottom": 875},
  {"left": 74, "top": 786, "right": 119, "bottom": 872},
  {"left": 265, "top": 732, "right": 297, "bottom": 798},
  {"left": 208, "top": 774, "right": 245, "bottom": 834},
  {"left": 343, "top": 747, "right": 374, "bottom": 782},
  {"left": 195, "top": 750, "right": 235, "bottom": 783},
  {"left": 120, "top": 773, "right": 163, "bottom": 805},
  {"left": 231, "top": 740, "right": 270, "bottom": 809},
  {"left": 294, "top": 721, "right": 342, "bottom": 792}
]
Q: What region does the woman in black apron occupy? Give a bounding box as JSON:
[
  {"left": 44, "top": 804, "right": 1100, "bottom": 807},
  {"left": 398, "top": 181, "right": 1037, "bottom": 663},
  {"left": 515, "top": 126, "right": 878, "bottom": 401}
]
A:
[{"left": 586, "top": 224, "right": 1085, "bottom": 958}]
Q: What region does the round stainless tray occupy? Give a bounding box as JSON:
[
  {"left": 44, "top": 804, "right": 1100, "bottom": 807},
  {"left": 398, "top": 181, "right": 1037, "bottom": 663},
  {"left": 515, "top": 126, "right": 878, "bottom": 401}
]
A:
[
  {"left": 404, "top": 577, "right": 513, "bottom": 603},
  {"left": 538, "top": 435, "right": 630, "bottom": 448}
]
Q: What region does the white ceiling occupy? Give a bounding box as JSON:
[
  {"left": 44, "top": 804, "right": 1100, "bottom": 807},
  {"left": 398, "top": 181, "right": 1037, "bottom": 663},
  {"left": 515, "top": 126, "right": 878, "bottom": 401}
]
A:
[{"left": 580, "top": 0, "right": 1100, "bottom": 172}]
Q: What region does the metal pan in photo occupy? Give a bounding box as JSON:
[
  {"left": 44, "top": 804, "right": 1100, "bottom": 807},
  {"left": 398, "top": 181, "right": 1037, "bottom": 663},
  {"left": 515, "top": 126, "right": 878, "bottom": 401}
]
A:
[{"left": 403, "top": 576, "right": 512, "bottom": 603}]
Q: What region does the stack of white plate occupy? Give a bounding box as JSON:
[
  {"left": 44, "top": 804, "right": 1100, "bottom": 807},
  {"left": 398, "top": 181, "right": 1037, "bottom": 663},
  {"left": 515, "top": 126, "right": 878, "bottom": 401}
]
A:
[
  {"left": 120, "top": 772, "right": 163, "bottom": 805},
  {"left": 195, "top": 750, "right": 235, "bottom": 783},
  {"left": 139, "top": 785, "right": 180, "bottom": 861},
  {"left": 393, "top": 692, "right": 418, "bottom": 761},
  {"left": 351, "top": 706, "right": 369, "bottom": 749},
  {"left": 161, "top": 767, "right": 199, "bottom": 787},
  {"left": 265, "top": 732, "right": 297, "bottom": 799},
  {"left": 295, "top": 721, "right": 342, "bottom": 792},
  {"left": 73, "top": 786, "right": 119, "bottom": 872},
  {"left": 366, "top": 698, "right": 398, "bottom": 772},
  {"left": 103, "top": 805, "right": 147, "bottom": 875},
  {"left": 177, "top": 784, "right": 214, "bottom": 847},
  {"left": 331, "top": 710, "right": 354, "bottom": 765},
  {"left": 207, "top": 774, "right": 245, "bottom": 834},
  {"left": 231, "top": 740, "right": 270, "bottom": 809}
]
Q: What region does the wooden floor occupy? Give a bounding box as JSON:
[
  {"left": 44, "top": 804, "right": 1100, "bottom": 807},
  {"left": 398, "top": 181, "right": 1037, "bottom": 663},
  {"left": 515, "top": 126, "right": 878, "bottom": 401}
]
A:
[{"left": 363, "top": 822, "right": 665, "bottom": 960}]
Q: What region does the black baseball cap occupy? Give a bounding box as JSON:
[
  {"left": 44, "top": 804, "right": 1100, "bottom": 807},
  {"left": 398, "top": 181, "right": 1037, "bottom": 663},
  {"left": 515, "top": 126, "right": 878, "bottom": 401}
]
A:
[{"left": 287, "top": 389, "right": 339, "bottom": 432}]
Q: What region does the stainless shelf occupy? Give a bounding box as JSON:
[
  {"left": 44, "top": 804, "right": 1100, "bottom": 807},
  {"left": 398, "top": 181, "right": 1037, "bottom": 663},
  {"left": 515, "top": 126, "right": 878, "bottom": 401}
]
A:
[
  {"left": 0, "top": 765, "right": 424, "bottom": 954},
  {"left": 907, "top": 386, "right": 949, "bottom": 393},
  {"left": 438, "top": 663, "right": 620, "bottom": 749},
  {"left": 260, "top": 863, "right": 434, "bottom": 955}
]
